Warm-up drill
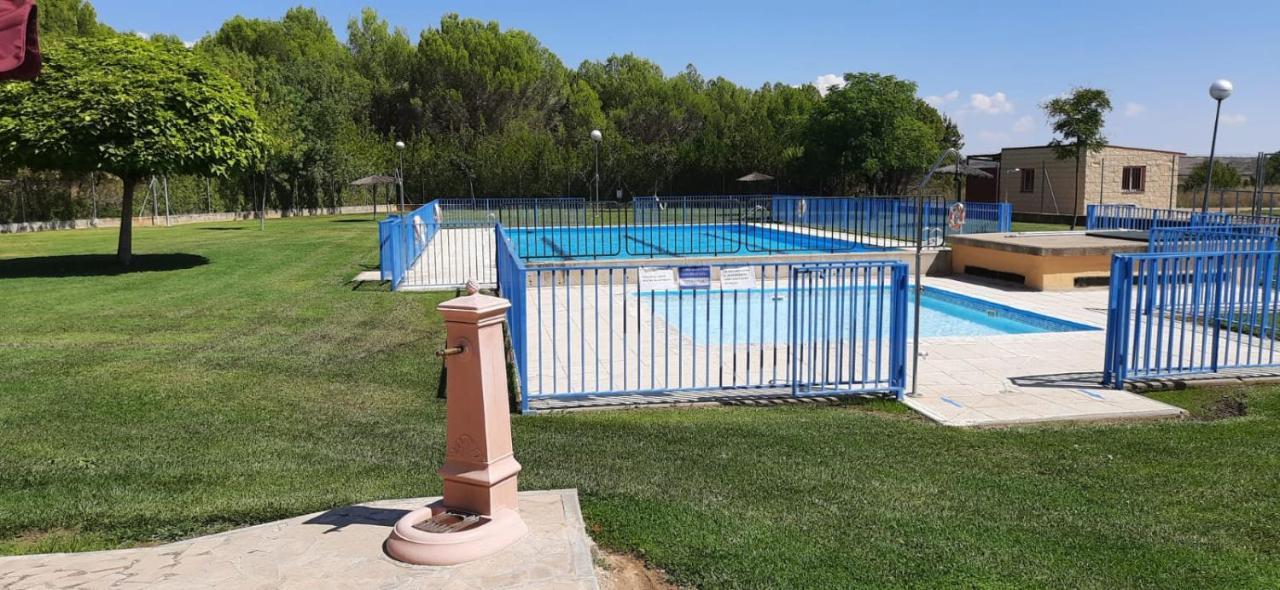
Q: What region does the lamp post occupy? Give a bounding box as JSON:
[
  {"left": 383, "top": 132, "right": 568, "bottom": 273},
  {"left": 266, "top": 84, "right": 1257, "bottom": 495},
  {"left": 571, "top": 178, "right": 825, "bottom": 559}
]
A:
[
  {"left": 395, "top": 140, "right": 407, "bottom": 212},
  {"left": 1201, "top": 79, "right": 1233, "bottom": 213},
  {"left": 590, "top": 129, "right": 602, "bottom": 204}
]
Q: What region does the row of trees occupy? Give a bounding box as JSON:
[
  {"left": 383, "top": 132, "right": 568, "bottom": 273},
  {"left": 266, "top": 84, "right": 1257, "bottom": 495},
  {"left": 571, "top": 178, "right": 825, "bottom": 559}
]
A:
[{"left": 4, "top": 1, "right": 964, "bottom": 227}]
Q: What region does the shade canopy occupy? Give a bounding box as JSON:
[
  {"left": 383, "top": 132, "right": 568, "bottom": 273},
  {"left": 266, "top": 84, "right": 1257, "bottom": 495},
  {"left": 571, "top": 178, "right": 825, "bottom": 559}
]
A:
[
  {"left": 934, "top": 164, "right": 992, "bottom": 179},
  {"left": 736, "top": 172, "right": 775, "bottom": 182},
  {"left": 350, "top": 174, "right": 398, "bottom": 186}
]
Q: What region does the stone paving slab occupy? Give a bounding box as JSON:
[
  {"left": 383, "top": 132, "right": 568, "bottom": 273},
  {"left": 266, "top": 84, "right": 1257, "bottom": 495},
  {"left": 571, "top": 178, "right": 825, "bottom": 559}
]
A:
[
  {"left": 905, "top": 276, "right": 1187, "bottom": 427},
  {"left": 0, "top": 490, "right": 598, "bottom": 590}
]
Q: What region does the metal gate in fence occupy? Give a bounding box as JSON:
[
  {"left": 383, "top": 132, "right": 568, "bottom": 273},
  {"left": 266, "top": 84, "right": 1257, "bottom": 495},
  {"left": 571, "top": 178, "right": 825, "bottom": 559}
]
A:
[
  {"left": 1103, "top": 249, "right": 1280, "bottom": 387},
  {"left": 788, "top": 262, "right": 909, "bottom": 398}
]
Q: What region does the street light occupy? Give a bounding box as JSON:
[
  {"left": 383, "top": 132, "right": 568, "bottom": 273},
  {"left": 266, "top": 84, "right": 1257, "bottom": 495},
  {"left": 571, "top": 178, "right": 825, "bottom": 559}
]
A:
[
  {"left": 1201, "top": 79, "right": 1233, "bottom": 212},
  {"left": 590, "top": 129, "right": 602, "bottom": 204},
  {"left": 395, "top": 140, "right": 407, "bottom": 211}
]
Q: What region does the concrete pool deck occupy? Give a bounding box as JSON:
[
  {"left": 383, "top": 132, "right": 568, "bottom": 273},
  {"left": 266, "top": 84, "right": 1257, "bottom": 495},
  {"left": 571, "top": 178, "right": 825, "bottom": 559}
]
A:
[{"left": 906, "top": 276, "right": 1185, "bottom": 427}]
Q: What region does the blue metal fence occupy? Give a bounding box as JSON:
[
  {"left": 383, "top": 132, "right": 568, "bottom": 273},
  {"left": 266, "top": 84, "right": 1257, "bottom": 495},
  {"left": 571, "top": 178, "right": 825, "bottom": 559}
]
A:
[
  {"left": 1086, "top": 204, "right": 1196, "bottom": 231},
  {"left": 495, "top": 223, "right": 908, "bottom": 412},
  {"left": 1189, "top": 211, "right": 1280, "bottom": 229},
  {"left": 388, "top": 195, "right": 1009, "bottom": 289},
  {"left": 1148, "top": 225, "right": 1279, "bottom": 254},
  {"left": 964, "top": 201, "right": 1013, "bottom": 234},
  {"left": 496, "top": 225, "right": 529, "bottom": 400},
  {"left": 1103, "top": 249, "right": 1280, "bottom": 387}
]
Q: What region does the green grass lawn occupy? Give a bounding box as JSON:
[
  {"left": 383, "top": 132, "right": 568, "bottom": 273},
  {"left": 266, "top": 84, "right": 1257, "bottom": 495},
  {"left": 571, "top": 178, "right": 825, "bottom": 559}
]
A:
[
  {"left": 1011, "top": 221, "right": 1073, "bottom": 232},
  {"left": 3, "top": 216, "right": 1279, "bottom": 589}
]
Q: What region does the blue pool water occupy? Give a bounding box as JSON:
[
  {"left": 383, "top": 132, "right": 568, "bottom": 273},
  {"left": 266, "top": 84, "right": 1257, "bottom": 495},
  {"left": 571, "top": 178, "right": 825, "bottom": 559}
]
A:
[
  {"left": 506, "top": 223, "right": 883, "bottom": 260},
  {"left": 642, "top": 286, "right": 1096, "bottom": 344}
]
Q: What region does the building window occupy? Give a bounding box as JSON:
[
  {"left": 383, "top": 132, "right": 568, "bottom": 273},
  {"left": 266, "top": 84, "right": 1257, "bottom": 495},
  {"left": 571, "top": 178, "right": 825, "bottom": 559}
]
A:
[
  {"left": 1122, "top": 166, "right": 1146, "bottom": 192},
  {"left": 1020, "top": 168, "right": 1035, "bottom": 193}
]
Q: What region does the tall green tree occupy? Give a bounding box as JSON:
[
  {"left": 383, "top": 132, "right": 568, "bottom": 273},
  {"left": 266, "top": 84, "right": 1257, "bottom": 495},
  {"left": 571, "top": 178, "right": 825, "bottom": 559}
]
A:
[
  {"left": 1180, "top": 160, "right": 1245, "bottom": 192},
  {"left": 1042, "top": 87, "right": 1112, "bottom": 228},
  {"left": 802, "top": 73, "right": 952, "bottom": 194},
  {"left": 0, "top": 34, "right": 264, "bottom": 265},
  {"left": 202, "top": 8, "right": 368, "bottom": 211},
  {"left": 38, "top": 0, "right": 112, "bottom": 39}
]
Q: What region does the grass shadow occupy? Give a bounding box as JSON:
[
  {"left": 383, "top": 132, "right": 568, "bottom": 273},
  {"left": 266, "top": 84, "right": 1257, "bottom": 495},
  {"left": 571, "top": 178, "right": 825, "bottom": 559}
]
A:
[
  {"left": 0, "top": 254, "right": 210, "bottom": 279},
  {"left": 199, "top": 227, "right": 245, "bottom": 231},
  {"left": 331, "top": 219, "right": 378, "bottom": 224}
]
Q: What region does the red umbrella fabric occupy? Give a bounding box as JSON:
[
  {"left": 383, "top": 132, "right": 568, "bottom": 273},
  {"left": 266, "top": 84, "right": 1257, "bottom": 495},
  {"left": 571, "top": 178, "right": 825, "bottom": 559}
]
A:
[{"left": 0, "top": 0, "right": 39, "bottom": 81}]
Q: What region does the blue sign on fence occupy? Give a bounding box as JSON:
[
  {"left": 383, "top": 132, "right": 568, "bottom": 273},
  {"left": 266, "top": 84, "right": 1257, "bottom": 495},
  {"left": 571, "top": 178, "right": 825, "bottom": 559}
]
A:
[{"left": 677, "top": 266, "right": 711, "bottom": 289}]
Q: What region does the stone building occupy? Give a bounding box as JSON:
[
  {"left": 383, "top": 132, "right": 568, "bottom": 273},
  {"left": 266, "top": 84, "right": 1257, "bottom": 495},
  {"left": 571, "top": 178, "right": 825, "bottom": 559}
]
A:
[{"left": 966, "top": 145, "right": 1183, "bottom": 216}]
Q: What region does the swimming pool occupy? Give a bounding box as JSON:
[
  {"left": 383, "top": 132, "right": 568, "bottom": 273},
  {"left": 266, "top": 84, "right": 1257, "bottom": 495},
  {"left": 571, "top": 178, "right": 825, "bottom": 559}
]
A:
[
  {"left": 505, "top": 223, "right": 883, "bottom": 260},
  {"left": 642, "top": 286, "right": 1096, "bottom": 344}
]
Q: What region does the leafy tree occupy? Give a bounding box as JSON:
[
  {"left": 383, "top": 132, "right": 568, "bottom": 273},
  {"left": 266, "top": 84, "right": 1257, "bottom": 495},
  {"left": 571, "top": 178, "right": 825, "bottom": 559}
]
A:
[
  {"left": 11, "top": 3, "right": 988, "bottom": 219},
  {"left": 802, "top": 73, "right": 948, "bottom": 194},
  {"left": 203, "top": 8, "right": 368, "bottom": 211},
  {"left": 348, "top": 8, "right": 416, "bottom": 135},
  {"left": 1042, "top": 88, "right": 1112, "bottom": 228},
  {"left": 0, "top": 34, "right": 264, "bottom": 265},
  {"left": 38, "top": 0, "right": 112, "bottom": 39},
  {"left": 1180, "top": 160, "right": 1246, "bottom": 192}
]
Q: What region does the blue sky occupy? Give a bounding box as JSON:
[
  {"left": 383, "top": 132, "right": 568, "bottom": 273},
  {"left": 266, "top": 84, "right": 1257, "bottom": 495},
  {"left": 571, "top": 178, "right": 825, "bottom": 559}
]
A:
[{"left": 95, "top": 0, "right": 1279, "bottom": 155}]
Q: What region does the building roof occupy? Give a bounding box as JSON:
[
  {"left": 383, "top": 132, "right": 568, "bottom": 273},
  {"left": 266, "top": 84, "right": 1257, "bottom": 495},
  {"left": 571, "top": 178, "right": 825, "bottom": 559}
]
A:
[{"left": 1000, "top": 144, "right": 1186, "bottom": 156}]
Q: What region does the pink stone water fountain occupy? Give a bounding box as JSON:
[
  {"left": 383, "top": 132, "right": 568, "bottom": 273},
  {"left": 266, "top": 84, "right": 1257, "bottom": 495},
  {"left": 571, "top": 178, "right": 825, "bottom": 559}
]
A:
[{"left": 385, "top": 287, "right": 528, "bottom": 566}]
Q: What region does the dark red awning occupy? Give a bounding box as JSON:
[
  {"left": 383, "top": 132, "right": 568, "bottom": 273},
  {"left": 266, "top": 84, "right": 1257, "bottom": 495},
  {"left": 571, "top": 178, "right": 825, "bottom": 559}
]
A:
[{"left": 0, "top": 0, "right": 40, "bottom": 81}]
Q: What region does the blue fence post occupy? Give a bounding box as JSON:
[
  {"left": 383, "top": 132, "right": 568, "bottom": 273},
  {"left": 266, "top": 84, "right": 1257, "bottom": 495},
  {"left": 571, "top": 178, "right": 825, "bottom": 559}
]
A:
[
  {"left": 889, "top": 262, "right": 909, "bottom": 398},
  {"left": 378, "top": 217, "right": 396, "bottom": 285},
  {"left": 1103, "top": 254, "right": 1133, "bottom": 387},
  {"left": 998, "top": 202, "right": 1013, "bottom": 233}
]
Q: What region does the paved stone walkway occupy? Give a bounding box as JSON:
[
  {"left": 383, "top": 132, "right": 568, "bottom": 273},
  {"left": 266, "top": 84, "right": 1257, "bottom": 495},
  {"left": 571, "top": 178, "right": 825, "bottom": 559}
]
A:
[
  {"left": 0, "top": 490, "right": 598, "bottom": 590},
  {"left": 905, "top": 276, "right": 1186, "bottom": 427}
]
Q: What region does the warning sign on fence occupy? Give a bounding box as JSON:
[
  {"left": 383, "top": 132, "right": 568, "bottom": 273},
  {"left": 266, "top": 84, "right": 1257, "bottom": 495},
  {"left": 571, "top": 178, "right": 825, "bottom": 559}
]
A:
[
  {"left": 677, "top": 266, "right": 712, "bottom": 289},
  {"left": 719, "top": 266, "right": 757, "bottom": 290},
  {"left": 638, "top": 267, "right": 676, "bottom": 292}
]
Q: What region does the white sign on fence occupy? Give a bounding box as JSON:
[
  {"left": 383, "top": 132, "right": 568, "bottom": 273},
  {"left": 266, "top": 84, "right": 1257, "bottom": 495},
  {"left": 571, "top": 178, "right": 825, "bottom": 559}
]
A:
[
  {"left": 638, "top": 267, "right": 677, "bottom": 292},
  {"left": 719, "top": 266, "right": 757, "bottom": 290},
  {"left": 677, "top": 266, "right": 712, "bottom": 289}
]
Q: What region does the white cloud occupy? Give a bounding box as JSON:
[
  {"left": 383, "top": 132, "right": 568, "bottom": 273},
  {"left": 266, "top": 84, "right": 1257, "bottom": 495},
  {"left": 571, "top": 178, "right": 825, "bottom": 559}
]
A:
[
  {"left": 133, "top": 31, "right": 150, "bottom": 40},
  {"left": 813, "top": 74, "right": 844, "bottom": 97},
  {"left": 924, "top": 90, "right": 959, "bottom": 108},
  {"left": 1013, "top": 115, "right": 1035, "bottom": 133},
  {"left": 977, "top": 130, "right": 1012, "bottom": 144},
  {"left": 1124, "top": 102, "right": 1147, "bottom": 117},
  {"left": 969, "top": 92, "right": 1013, "bottom": 114},
  {"left": 184, "top": 40, "right": 196, "bottom": 49},
  {"left": 1221, "top": 113, "right": 1247, "bottom": 126}
]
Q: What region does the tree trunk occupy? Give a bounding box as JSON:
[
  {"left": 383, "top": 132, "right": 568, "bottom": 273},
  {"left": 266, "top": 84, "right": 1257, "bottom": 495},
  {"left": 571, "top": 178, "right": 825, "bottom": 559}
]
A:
[
  {"left": 117, "top": 175, "right": 137, "bottom": 267},
  {"left": 1069, "top": 145, "right": 1083, "bottom": 230}
]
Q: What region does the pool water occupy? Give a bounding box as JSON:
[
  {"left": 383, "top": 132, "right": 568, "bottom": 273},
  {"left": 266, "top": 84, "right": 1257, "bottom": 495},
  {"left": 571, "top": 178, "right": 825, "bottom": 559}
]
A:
[
  {"left": 506, "top": 223, "right": 883, "bottom": 260},
  {"left": 642, "top": 286, "right": 1095, "bottom": 344}
]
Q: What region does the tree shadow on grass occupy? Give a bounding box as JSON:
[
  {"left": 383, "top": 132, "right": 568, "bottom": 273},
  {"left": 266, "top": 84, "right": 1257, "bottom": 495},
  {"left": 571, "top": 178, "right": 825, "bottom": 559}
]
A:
[
  {"left": 198, "top": 227, "right": 245, "bottom": 231},
  {"left": 0, "top": 254, "right": 209, "bottom": 279},
  {"left": 332, "top": 218, "right": 377, "bottom": 223}
]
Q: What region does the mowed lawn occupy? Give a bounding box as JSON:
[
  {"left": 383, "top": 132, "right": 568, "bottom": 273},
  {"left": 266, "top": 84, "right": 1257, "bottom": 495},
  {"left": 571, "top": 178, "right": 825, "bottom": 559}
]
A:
[{"left": 2, "top": 216, "right": 1279, "bottom": 589}]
